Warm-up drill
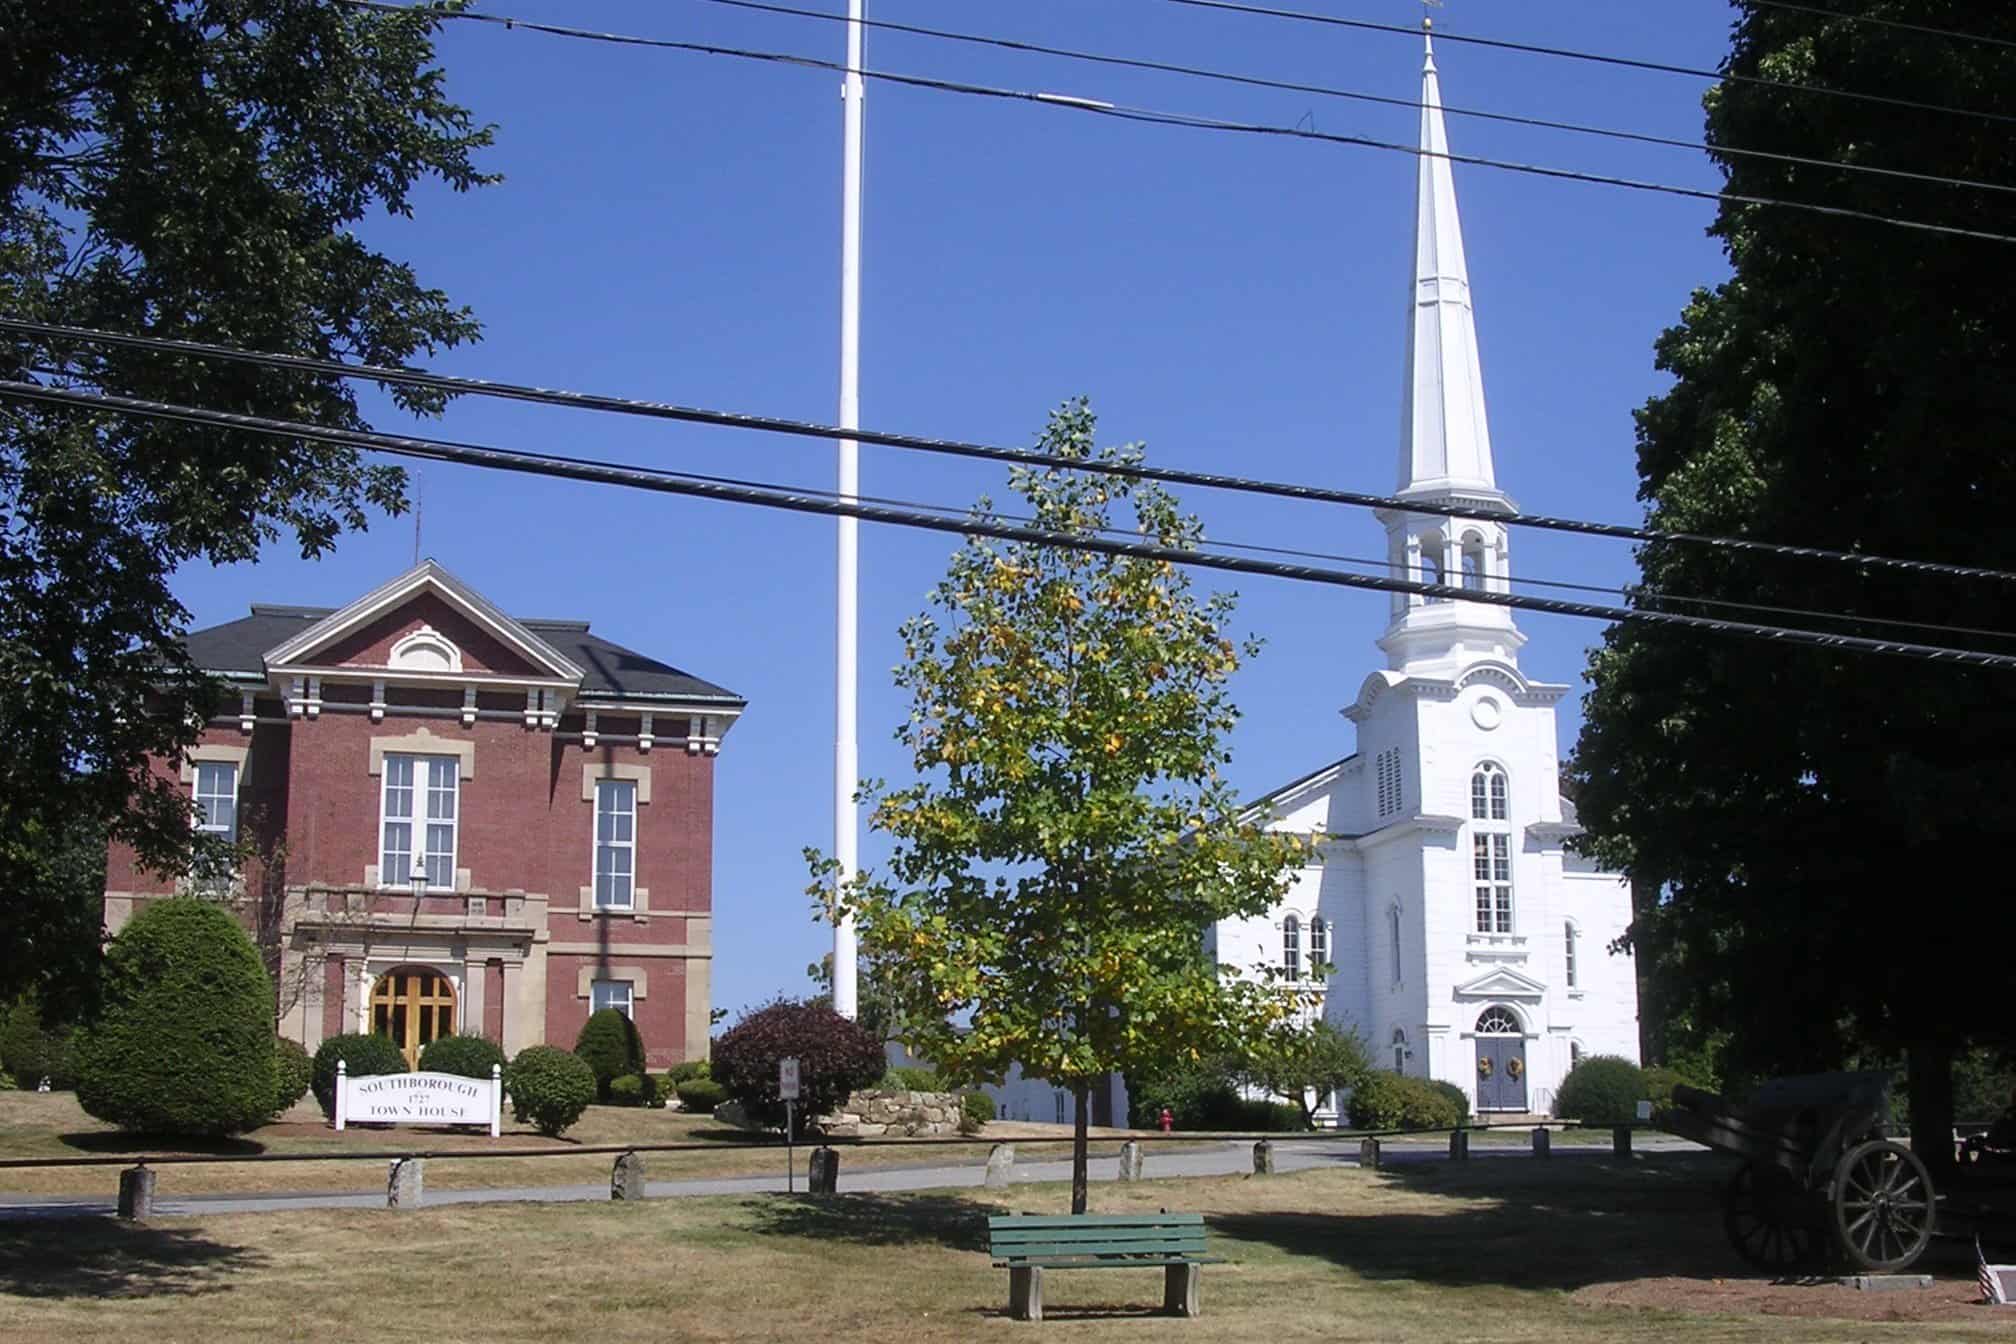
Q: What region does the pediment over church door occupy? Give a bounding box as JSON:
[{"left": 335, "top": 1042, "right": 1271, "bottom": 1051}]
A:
[{"left": 1454, "top": 965, "right": 1547, "bottom": 1000}]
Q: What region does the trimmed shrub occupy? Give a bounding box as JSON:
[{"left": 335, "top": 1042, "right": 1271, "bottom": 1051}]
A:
[
  {"left": 677, "top": 1078, "right": 728, "bottom": 1113},
  {"left": 711, "top": 998, "right": 884, "bottom": 1129},
  {"left": 1639, "top": 1065, "right": 1688, "bottom": 1112},
  {"left": 573, "top": 1009, "right": 648, "bottom": 1101},
  {"left": 419, "top": 1033, "right": 507, "bottom": 1081},
  {"left": 1428, "top": 1079, "right": 1472, "bottom": 1125},
  {"left": 1346, "top": 1072, "right": 1468, "bottom": 1130},
  {"left": 271, "top": 1038, "right": 313, "bottom": 1118},
  {"left": 609, "top": 1074, "right": 648, "bottom": 1107},
  {"left": 1, "top": 996, "right": 76, "bottom": 1089},
  {"left": 507, "top": 1046, "right": 596, "bottom": 1137},
  {"left": 311, "top": 1033, "right": 408, "bottom": 1117},
  {"left": 1553, "top": 1055, "right": 1647, "bottom": 1125},
  {"left": 0, "top": 1069, "right": 13, "bottom": 1090},
  {"left": 959, "top": 1090, "right": 995, "bottom": 1135},
  {"left": 881, "top": 1065, "right": 940, "bottom": 1092},
  {"left": 74, "top": 899, "right": 276, "bottom": 1136},
  {"left": 665, "top": 1059, "right": 711, "bottom": 1086}
]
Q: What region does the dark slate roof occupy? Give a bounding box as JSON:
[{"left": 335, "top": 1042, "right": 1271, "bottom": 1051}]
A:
[{"left": 186, "top": 605, "right": 743, "bottom": 704}]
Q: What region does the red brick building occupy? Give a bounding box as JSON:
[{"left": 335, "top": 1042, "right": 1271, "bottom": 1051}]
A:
[{"left": 103, "top": 561, "right": 744, "bottom": 1069}]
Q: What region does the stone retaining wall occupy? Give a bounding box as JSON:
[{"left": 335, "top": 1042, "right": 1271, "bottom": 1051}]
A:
[{"left": 816, "top": 1088, "right": 962, "bottom": 1138}]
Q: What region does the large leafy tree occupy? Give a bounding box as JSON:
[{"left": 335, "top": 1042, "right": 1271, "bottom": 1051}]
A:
[
  {"left": 0, "top": 2, "right": 493, "bottom": 1004},
  {"left": 811, "top": 401, "right": 1315, "bottom": 1212},
  {"left": 1568, "top": 1, "right": 2016, "bottom": 1161}
]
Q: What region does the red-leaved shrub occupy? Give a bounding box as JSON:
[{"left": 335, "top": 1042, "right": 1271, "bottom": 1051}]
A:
[{"left": 711, "top": 998, "right": 885, "bottom": 1129}]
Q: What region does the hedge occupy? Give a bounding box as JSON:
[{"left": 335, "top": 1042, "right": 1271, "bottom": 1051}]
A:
[
  {"left": 0, "top": 996, "right": 76, "bottom": 1089},
  {"left": 271, "top": 1038, "right": 313, "bottom": 1117},
  {"left": 508, "top": 1045, "right": 596, "bottom": 1136},
  {"left": 418, "top": 1033, "right": 507, "bottom": 1081},
  {"left": 1346, "top": 1072, "right": 1468, "bottom": 1130},
  {"left": 959, "top": 1090, "right": 995, "bottom": 1134},
  {"left": 664, "top": 1059, "right": 711, "bottom": 1086},
  {"left": 609, "top": 1074, "right": 649, "bottom": 1107},
  {"left": 311, "top": 1033, "right": 408, "bottom": 1117},
  {"left": 677, "top": 1078, "right": 728, "bottom": 1113},
  {"left": 711, "top": 998, "right": 884, "bottom": 1129},
  {"left": 1553, "top": 1055, "right": 1646, "bottom": 1125},
  {"left": 880, "top": 1065, "right": 940, "bottom": 1092},
  {"left": 574, "top": 1009, "right": 648, "bottom": 1101},
  {"left": 74, "top": 899, "right": 277, "bottom": 1136}
]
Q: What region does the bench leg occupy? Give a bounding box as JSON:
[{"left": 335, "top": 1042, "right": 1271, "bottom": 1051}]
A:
[
  {"left": 1009, "top": 1266, "right": 1044, "bottom": 1322},
  {"left": 1162, "top": 1263, "right": 1200, "bottom": 1318}
]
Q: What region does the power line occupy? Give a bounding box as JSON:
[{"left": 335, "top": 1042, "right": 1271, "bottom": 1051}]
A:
[
  {"left": 1156, "top": 0, "right": 2016, "bottom": 126},
  {"left": 330, "top": 1, "right": 2016, "bottom": 246},
  {"left": 1747, "top": 0, "right": 2016, "bottom": 52},
  {"left": 6, "top": 376, "right": 2015, "bottom": 671},
  {"left": 13, "top": 315, "right": 2016, "bottom": 587},
  {"left": 689, "top": 0, "right": 2016, "bottom": 198}
]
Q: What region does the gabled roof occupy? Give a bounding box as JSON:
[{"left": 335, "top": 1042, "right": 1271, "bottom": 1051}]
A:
[{"left": 1454, "top": 965, "right": 1547, "bottom": 1000}]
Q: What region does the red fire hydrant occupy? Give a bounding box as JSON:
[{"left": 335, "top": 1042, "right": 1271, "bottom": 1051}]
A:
[{"left": 1158, "top": 1106, "right": 1174, "bottom": 1133}]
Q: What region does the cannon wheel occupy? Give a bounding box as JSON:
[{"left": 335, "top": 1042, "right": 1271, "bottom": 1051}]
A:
[
  {"left": 1830, "top": 1139, "right": 1936, "bottom": 1273},
  {"left": 1724, "top": 1162, "right": 1824, "bottom": 1272}
]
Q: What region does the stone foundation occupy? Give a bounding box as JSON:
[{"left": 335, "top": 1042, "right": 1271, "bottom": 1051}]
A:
[{"left": 816, "top": 1089, "right": 963, "bottom": 1138}]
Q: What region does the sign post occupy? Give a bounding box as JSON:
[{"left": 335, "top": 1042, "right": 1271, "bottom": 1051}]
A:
[{"left": 780, "top": 1056, "right": 801, "bottom": 1193}]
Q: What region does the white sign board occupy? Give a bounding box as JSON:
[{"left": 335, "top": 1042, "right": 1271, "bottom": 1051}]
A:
[
  {"left": 334, "top": 1060, "right": 502, "bottom": 1137},
  {"left": 779, "top": 1056, "right": 801, "bottom": 1101}
]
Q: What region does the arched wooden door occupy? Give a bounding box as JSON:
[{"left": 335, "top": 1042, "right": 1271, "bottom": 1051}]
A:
[
  {"left": 1474, "top": 1005, "right": 1528, "bottom": 1112},
  {"left": 370, "top": 966, "right": 456, "bottom": 1069}
]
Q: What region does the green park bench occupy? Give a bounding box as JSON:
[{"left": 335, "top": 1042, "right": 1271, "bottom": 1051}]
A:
[{"left": 986, "top": 1212, "right": 1222, "bottom": 1322}]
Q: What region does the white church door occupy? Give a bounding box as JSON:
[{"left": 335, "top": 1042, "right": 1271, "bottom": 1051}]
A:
[{"left": 1473, "top": 1006, "right": 1527, "bottom": 1112}]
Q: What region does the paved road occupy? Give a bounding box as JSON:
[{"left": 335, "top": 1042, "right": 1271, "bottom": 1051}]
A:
[{"left": 0, "top": 1135, "right": 1701, "bottom": 1221}]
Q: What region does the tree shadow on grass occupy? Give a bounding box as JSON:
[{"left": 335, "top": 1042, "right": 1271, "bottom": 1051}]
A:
[
  {"left": 1210, "top": 1151, "right": 1755, "bottom": 1292},
  {"left": 747, "top": 1191, "right": 999, "bottom": 1253},
  {"left": 0, "top": 1220, "right": 267, "bottom": 1298},
  {"left": 58, "top": 1131, "right": 266, "bottom": 1157}
]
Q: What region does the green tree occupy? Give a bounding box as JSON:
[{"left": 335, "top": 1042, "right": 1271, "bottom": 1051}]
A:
[
  {"left": 1567, "top": 1, "right": 2016, "bottom": 1171},
  {"left": 805, "top": 949, "right": 904, "bottom": 1044},
  {"left": 0, "top": 2, "right": 494, "bottom": 1007},
  {"left": 1235, "top": 1018, "right": 1371, "bottom": 1130},
  {"left": 810, "top": 401, "right": 1316, "bottom": 1213}
]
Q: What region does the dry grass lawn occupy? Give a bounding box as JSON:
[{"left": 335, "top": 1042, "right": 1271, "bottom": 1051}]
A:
[
  {"left": 1, "top": 1154, "right": 2008, "bottom": 1343},
  {"left": 0, "top": 1092, "right": 1164, "bottom": 1199}
]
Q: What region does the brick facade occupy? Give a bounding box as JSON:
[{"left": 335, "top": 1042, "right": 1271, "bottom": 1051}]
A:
[{"left": 103, "top": 562, "right": 743, "bottom": 1071}]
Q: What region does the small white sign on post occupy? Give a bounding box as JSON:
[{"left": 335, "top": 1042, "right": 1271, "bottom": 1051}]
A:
[
  {"left": 335, "top": 1059, "right": 503, "bottom": 1137},
  {"left": 780, "top": 1056, "right": 801, "bottom": 1193},
  {"left": 779, "top": 1056, "right": 801, "bottom": 1101}
]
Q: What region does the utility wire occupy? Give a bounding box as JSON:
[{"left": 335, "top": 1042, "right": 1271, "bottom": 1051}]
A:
[
  {"left": 1157, "top": 0, "right": 2016, "bottom": 126},
  {"left": 12, "top": 315, "right": 2016, "bottom": 587},
  {"left": 1747, "top": 0, "right": 2016, "bottom": 52},
  {"left": 6, "top": 376, "right": 2015, "bottom": 671},
  {"left": 690, "top": 0, "right": 2016, "bottom": 198},
  {"left": 331, "top": 1, "right": 2016, "bottom": 246}
]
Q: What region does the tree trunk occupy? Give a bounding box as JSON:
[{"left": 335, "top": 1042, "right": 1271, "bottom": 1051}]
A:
[
  {"left": 1071, "top": 1079, "right": 1090, "bottom": 1215},
  {"left": 1905, "top": 1042, "right": 1955, "bottom": 1181}
]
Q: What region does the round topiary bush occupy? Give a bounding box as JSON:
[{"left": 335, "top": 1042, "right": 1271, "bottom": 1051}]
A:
[
  {"left": 311, "top": 1033, "right": 408, "bottom": 1117},
  {"left": 959, "top": 1090, "right": 995, "bottom": 1134},
  {"left": 507, "top": 1045, "right": 596, "bottom": 1136},
  {"left": 1428, "top": 1079, "right": 1471, "bottom": 1125},
  {"left": 573, "top": 1008, "right": 648, "bottom": 1101},
  {"left": 73, "top": 899, "right": 277, "bottom": 1136},
  {"left": 608, "top": 1073, "right": 648, "bottom": 1107},
  {"left": 676, "top": 1078, "right": 728, "bottom": 1113},
  {"left": 665, "top": 1059, "right": 710, "bottom": 1086},
  {"left": 1554, "top": 1054, "right": 1647, "bottom": 1124},
  {"left": 271, "top": 1038, "right": 313, "bottom": 1118},
  {"left": 1346, "top": 1073, "right": 1467, "bottom": 1130},
  {"left": 711, "top": 997, "right": 885, "bottom": 1130},
  {"left": 418, "top": 1033, "right": 507, "bottom": 1081}
]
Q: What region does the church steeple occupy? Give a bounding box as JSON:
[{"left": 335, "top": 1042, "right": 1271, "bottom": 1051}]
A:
[{"left": 1377, "top": 22, "right": 1525, "bottom": 675}]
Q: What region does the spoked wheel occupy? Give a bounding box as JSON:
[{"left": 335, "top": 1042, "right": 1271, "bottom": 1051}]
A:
[
  {"left": 1831, "top": 1139, "right": 1936, "bottom": 1272},
  {"left": 1724, "top": 1162, "right": 1824, "bottom": 1273}
]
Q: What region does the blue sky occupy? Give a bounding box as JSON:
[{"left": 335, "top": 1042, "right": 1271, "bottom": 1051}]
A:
[{"left": 171, "top": 0, "right": 1739, "bottom": 1020}]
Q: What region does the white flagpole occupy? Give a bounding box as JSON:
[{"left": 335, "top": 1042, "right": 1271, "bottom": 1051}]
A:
[{"left": 833, "top": 0, "right": 865, "bottom": 1021}]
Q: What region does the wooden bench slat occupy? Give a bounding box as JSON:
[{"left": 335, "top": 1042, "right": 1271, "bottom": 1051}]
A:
[
  {"left": 990, "top": 1226, "right": 1208, "bottom": 1246},
  {"left": 997, "top": 1242, "right": 1208, "bottom": 1259},
  {"left": 993, "top": 1256, "right": 1225, "bottom": 1270},
  {"left": 988, "top": 1214, "right": 1203, "bottom": 1229}
]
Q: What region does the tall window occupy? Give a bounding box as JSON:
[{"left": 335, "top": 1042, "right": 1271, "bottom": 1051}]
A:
[
  {"left": 1282, "top": 914, "right": 1301, "bottom": 979},
  {"left": 1391, "top": 1029, "right": 1407, "bottom": 1073},
  {"left": 1470, "top": 763, "right": 1512, "bottom": 933},
  {"left": 1308, "top": 917, "right": 1328, "bottom": 973},
  {"left": 193, "top": 762, "right": 239, "bottom": 843},
  {"left": 1564, "top": 922, "right": 1579, "bottom": 989},
  {"left": 382, "top": 754, "right": 457, "bottom": 888},
  {"left": 594, "top": 779, "right": 638, "bottom": 910},
  {"left": 1460, "top": 534, "right": 1487, "bottom": 592},
  {"left": 1419, "top": 532, "right": 1447, "bottom": 602},
  {"left": 1389, "top": 906, "right": 1403, "bottom": 984},
  {"left": 591, "top": 978, "right": 633, "bottom": 1018}
]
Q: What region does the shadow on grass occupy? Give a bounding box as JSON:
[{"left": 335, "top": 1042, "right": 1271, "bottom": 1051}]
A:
[
  {"left": 747, "top": 1191, "right": 999, "bottom": 1252},
  {"left": 59, "top": 1131, "right": 267, "bottom": 1157},
  {"left": 1211, "top": 1151, "right": 1746, "bottom": 1292},
  {"left": 0, "top": 1220, "right": 267, "bottom": 1298}
]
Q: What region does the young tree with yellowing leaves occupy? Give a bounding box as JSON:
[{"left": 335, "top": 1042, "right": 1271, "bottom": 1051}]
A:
[{"left": 809, "top": 401, "right": 1315, "bottom": 1213}]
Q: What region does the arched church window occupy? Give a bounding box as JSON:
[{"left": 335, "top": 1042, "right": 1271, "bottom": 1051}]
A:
[
  {"left": 1470, "top": 762, "right": 1513, "bottom": 934},
  {"left": 1282, "top": 914, "right": 1301, "bottom": 979},
  {"left": 1470, "top": 762, "right": 1508, "bottom": 821},
  {"left": 1476, "top": 1005, "right": 1520, "bottom": 1036},
  {"left": 1308, "top": 917, "right": 1328, "bottom": 972},
  {"left": 1460, "top": 533, "right": 1487, "bottom": 592},
  {"left": 1418, "top": 532, "right": 1448, "bottom": 602},
  {"left": 1564, "top": 921, "right": 1579, "bottom": 989},
  {"left": 1389, "top": 906, "right": 1402, "bottom": 984},
  {"left": 1391, "top": 1028, "right": 1407, "bottom": 1074}
]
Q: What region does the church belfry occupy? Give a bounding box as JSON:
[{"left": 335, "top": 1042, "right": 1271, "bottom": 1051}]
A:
[{"left": 1377, "top": 22, "right": 1524, "bottom": 677}]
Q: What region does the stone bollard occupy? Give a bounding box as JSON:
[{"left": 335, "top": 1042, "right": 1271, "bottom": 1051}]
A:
[
  {"left": 1358, "top": 1137, "right": 1381, "bottom": 1169},
  {"left": 985, "top": 1143, "right": 1016, "bottom": 1189},
  {"left": 809, "top": 1146, "right": 839, "bottom": 1194},
  {"left": 387, "top": 1156, "right": 424, "bottom": 1209},
  {"left": 1252, "top": 1140, "right": 1275, "bottom": 1175},
  {"left": 1117, "top": 1140, "right": 1144, "bottom": 1183},
  {"left": 611, "top": 1150, "right": 647, "bottom": 1201},
  {"left": 1613, "top": 1125, "right": 1633, "bottom": 1160},
  {"left": 1449, "top": 1129, "right": 1470, "bottom": 1162},
  {"left": 1531, "top": 1127, "right": 1551, "bottom": 1159},
  {"left": 117, "top": 1165, "right": 156, "bottom": 1219}
]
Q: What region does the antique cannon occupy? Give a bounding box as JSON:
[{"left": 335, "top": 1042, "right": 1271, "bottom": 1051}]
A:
[{"left": 1662, "top": 1070, "right": 1936, "bottom": 1273}]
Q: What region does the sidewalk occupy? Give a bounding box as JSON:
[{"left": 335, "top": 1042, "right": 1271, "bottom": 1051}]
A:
[{"left": 0, "top": 1134, "right": 1698, "bottom": 1221}]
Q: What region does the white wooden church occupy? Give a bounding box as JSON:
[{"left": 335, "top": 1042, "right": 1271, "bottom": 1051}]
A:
[{"left": 1208, "top": 28, "right": 1642, "bottom": 1121}]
